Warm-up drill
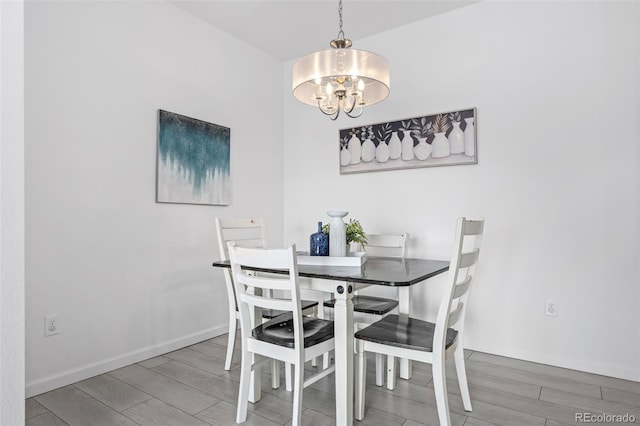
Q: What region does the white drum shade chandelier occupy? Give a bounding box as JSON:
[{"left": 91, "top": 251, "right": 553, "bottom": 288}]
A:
[{"left": 292, "top": 0, "right": 390, "bottom": 120}]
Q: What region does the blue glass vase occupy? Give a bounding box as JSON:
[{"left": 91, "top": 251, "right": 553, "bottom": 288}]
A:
[{"left": 310, "top": 222, "right": 329, "bottom": 256}]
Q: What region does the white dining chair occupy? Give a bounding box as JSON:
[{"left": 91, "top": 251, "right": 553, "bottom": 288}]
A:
[
  {"left": 214, "top": 217, "right": 319, "bottom": 388},
  {"left": 323, "top": 233, "right": 408, "bottom": 386},
  {"left": 354, "top": 218, "right": 484, "bottom": 425},
  {"left": 228, "top": 243, "right": 335, "bottom": 425}
]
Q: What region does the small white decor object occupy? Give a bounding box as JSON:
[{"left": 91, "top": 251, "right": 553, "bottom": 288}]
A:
[
  {"left": 448, "top": 121, "right": 465, "bottom": 154},
  {"left": 340, "top": 145, "right": 351, "bottom": 166},
  {"left": 401, "top": 129, "right": 414, "bottom": 161},
  {"left": 361, "top": 138, "right": 376, "bottom": 162},
  {"left": 464, "top": 117, "right": 475, "bottom": 157},
  {"left": 431, "top": 132, "right": 450, "bottom": 158},
  {"left": 375, "top": 141, "right": 390, "bottom": 163},
  {"left": 413, "top": 137, "right": 433, "bottom": 160},
  {"left": 431, "top": 114, "right": 450, "bottom": 158},
  {"left": 348, "top": 134, "right": 361, "bottom": 164},
  {"left": 327, "top": 211, "right": 348, "bottom": 257},
  {"left": 388, "top": 131, "right": 402, "bottom": 159}
]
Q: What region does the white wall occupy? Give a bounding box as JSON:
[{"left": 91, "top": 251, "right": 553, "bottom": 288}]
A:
[
  {"left": 0, "top": 0, "right": 26, "bottom": 422},
  {"left": 637, "top": 2, "right": 640, "bottom": 366},
  {"left": 25, "top": 1, "right": 284, "bottom": 396},
  {"left": 283, "top": 1, "right": 640, "bottom": 381}
]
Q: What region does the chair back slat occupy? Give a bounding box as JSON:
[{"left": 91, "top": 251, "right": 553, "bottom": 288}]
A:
[
  {"left": 215, "top": 217, "right": 267, "bottom": 261},
  {"left": 447, "top": 301, "right": 465, "bottom": 326},
  {"left": 226, "top": 236, "right": 264, "bottom": 246},
  {"left": 458, "top": 249, "right": 480, "bottom": 269},
  {"left": 364, "top": 233, "right": 408, "bottom": 258},
  {"left": 452, "top": 275, "right": 472, "bottom": 300},
  {"left": 237, "top": 274, "right": 292, "bottom": 292},
  {"left": 462, "top": 219, "right": 484, "bottom": 236},
  {"left": 240, "top": 292, "right": 294, "bottom": 312},
  {"left": 355, "top": 233, "right": 408, "bottom": 301},
  {"left": 217, "top": 218, "right": 264, "bottom": 229},
  {"left": 230, "top": 244, "right": 290, "bottom": 270}
]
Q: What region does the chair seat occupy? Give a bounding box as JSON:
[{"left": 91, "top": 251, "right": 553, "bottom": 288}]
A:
[
  {"left": 253, "top": 312, "right": 334, "bottom": 348},
  {"left": 261, "top": 299, "right": 318, "bottom": 319},
  {"left": 324, "top": 295, "right": 399, "bottom": 315},
  {"left": 354, "top": 314, "right": 458, "bottom": 352}
]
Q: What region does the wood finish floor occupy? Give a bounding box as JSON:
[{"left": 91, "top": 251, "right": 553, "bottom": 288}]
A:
[{"left": 26, "top": 333, "right": 640, "bottom": 426}]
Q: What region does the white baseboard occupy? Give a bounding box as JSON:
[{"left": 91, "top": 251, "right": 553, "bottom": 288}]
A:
[
  {"left": 468, "top": 343, "right": 640, "bottom": 382},
  {"left": 25, "top": 325, "right": 228, "bottom": 398}
]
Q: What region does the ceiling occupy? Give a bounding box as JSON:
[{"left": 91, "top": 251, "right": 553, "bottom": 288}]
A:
[{"left": 170, "top": 1, "right": 480, "bottom": 61}]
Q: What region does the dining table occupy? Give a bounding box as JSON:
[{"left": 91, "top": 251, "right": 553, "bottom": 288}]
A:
[{"left": 212, "top": 255, "right": 449, "bottom": 425}]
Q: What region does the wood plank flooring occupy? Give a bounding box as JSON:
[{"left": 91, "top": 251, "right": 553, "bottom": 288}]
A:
[{"left": 26, "top": 333, "right": 640, "bottom": 425}]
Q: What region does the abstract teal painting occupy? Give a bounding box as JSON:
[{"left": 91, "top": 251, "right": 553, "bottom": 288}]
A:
[{"left": 156, "top": 110, "right": 230, "bottom": 205}]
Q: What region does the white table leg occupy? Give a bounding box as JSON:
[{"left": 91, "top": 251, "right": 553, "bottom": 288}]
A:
[
  {"left": 333, "top": 281, "right": 354, "bottom": 426},
  {"left": 398, "top": 286, "right": 412, "bottom": 380}
]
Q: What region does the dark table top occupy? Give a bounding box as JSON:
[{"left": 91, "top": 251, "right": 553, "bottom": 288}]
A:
[{"left": 212, "top": 256, "right": 449, "bottom": 287}]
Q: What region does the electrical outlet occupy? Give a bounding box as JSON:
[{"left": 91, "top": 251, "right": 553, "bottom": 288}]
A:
[
  {"left": 44, "top": 314, "right": 59, "bottom": 337},
  {"left": 545, "top": 299, "right": 557, "bottom": 317}
]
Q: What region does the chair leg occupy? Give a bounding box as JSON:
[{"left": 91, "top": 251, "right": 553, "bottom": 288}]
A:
[
  {"left": 386, "top": 355, "right": 396, "bottom": 390},
  {"left": 318, "top": 303, "right": 331, "bottom": 370},
  {"left": 322, "top": 351, "right": 330, "bottom": 370},
  {"left": 236, "top": 348, "right": 252, "bottom": 423},
  {"left": 310, "top": 305, "right": 318, "bottom": 367},
  {"left": 224, "top": 315, "right": 236, "bottom": 371},
  {"left": 375, "top": 353, "right": 384, "bottom": 386},
  {"left": 271, "top": 360, "right": 280, "bottom": 389},
  {"left": 432, "top": 357, "right": 452, "bottom": 426},
  {"left": 355, "top": 340, "right": 367, "bottom": 421},
  {"left": 454, "top": 347, "right": 472, "bottom": 411},
  {"left": 285, "top": 362, "right": 293, "bottom": 392},
  {"left": 292, "top": 361, "right": 304, "bottom": 426}
]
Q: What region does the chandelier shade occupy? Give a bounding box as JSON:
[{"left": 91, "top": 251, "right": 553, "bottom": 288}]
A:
[
  {"left": 291, "top": 0, "right": 390, "bottom": 120},
  {"left": 292, "top": 48, "right": 390, "bottom": 107}
]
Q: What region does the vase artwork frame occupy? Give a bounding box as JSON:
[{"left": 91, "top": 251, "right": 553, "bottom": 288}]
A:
[
  {"left": 156, "top": 109, "right": 231, "bottom": 206},
  {"left": 339, "top": 107, "right": 477, "bottom": 175}
]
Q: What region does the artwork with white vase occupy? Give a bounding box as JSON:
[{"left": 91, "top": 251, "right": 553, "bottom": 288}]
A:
[{"left": 339, "top": 107, "right": 477, "bottom": 174}]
